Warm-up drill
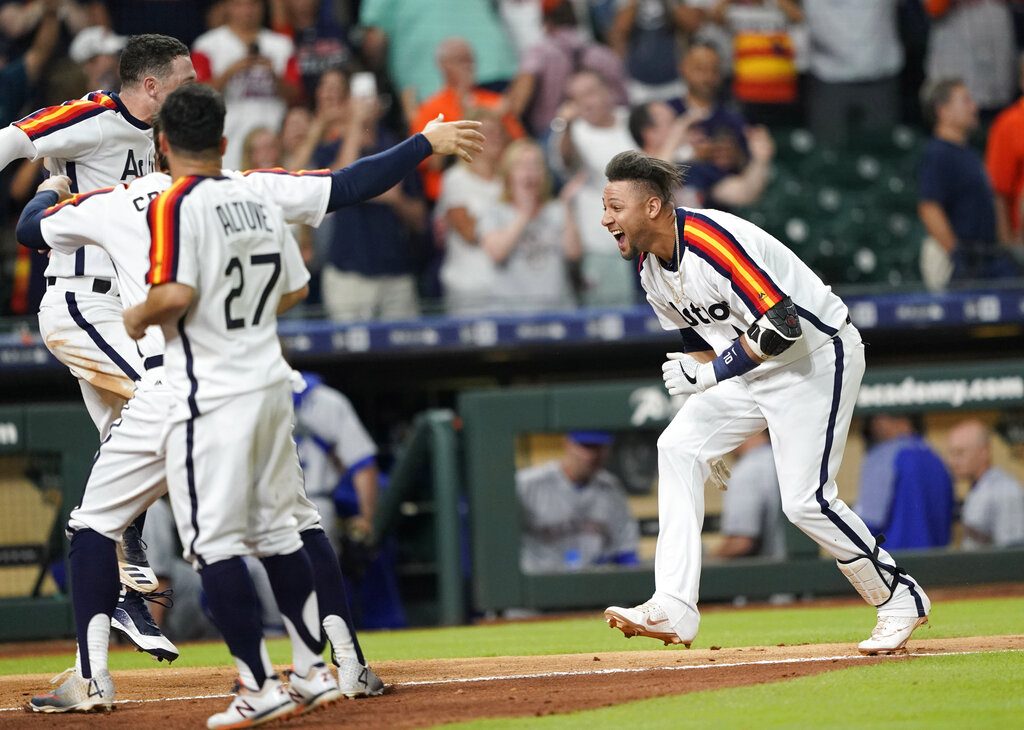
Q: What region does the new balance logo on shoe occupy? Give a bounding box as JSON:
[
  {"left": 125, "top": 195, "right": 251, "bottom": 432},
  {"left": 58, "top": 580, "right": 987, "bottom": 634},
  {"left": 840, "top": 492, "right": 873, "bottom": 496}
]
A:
[
  {"left": 87, "top": 679, "right": 102, "bottom": 698},
  {"left": 236, "top": 700, "right": 256, "bottom": 717}
]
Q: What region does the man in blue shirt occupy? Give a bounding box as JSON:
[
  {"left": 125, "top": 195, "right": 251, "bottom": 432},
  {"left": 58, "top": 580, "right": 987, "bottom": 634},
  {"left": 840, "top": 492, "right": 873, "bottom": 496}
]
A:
[
  {"left": 856, "top": 414, "right": 953, "bottom": 550},
  {"left": 918, "top": 78, "right": 1019, "bottom": 282}
]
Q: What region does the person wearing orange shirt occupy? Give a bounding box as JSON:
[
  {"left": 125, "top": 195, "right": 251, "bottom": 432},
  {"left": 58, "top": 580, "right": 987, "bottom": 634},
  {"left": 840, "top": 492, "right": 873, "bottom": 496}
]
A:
[
  {"left": 410, "top": 37, "right": 524, "bottom": 201},
  {"left": 985, "top": 56, "right": 1024, "bottom": 249}
]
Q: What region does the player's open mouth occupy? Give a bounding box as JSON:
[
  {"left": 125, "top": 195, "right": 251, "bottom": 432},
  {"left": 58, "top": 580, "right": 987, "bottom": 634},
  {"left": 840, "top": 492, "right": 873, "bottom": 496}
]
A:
[{"left": 611, "top": 229, "right": 625, "bottom": 244}]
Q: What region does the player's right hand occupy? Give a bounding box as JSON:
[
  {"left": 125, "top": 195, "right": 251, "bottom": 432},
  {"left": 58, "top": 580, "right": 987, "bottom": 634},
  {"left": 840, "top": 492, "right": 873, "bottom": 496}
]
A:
[
  {"left": 662, "top": 352, "right": 717, "bottom": 395},
  {"left": 123, "top": 305, "right": 147, "bottom": 341},
  {"left": 421, "top": 115, "right": 486, "bottom": 163},
  {"left": 706, "top": 458, "right": 731, "bottom": 491},
  {"left": 37, "top": 175, "right": 72, "bottom": 203}
]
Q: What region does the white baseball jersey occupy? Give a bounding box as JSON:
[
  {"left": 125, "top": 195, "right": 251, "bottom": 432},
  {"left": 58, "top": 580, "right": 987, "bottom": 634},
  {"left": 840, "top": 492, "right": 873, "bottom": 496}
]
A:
[
  {"left": 35, "top": 170, "right": 327, "bottom": 361},
  {"left": 13, "top": 90, "right": 155, "bottom": 279},
  {"left": 147, "top": 175, "right": 309, "bottom": 418},
  {"left": 643, "top": 208, "right": 849, "bottom": 375}
]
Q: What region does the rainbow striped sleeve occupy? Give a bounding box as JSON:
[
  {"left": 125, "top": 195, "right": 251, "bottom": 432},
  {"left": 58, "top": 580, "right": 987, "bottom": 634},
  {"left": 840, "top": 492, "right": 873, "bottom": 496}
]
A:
[
  {"left": 14, "top": 98, "right": 113, "bottom": 141},
  {"left": 241, "top": 167, "right": 331, "bottom": 177},
  {"left": 147, "top": 177, "right": 203, "bottom": 285},
  {"left": 683, "top": 212, "right": 786, "bottom": 317},
  {"left": 42, "top": 187, "right": 116, "bottom": 217}
]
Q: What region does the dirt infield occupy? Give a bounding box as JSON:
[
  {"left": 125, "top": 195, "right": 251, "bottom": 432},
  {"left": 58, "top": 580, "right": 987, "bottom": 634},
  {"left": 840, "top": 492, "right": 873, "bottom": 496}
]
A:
[{"left": 1, "top": 636, "right": 1020, "bottom": 728}]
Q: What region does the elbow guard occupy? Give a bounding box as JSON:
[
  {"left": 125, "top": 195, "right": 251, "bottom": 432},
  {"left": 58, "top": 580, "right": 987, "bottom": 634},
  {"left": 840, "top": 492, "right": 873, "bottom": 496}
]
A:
[{"left": 745, "top": 296, "right": 802, "bottom": 359}]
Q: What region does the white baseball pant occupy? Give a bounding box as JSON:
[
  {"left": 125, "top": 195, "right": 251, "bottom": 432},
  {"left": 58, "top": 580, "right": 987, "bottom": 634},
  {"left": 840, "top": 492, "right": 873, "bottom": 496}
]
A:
[
  {"left": 164, "top": 381, "right": 305, "bottom": 568},
  {"left": 67, "top": 376, "right": 321, "bottom": 547},
  {"left": 653, "top": 324, "right": 927, "bottom": 641},
  {"left": 37, "top": 283, "right": 140, "bottom": 437}
]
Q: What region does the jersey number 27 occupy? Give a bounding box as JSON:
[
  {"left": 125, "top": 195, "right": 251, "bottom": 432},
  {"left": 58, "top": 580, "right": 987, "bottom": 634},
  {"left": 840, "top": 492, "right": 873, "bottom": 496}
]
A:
[{"left": 224, "top": 253, "right": 281, "bottom": 330}]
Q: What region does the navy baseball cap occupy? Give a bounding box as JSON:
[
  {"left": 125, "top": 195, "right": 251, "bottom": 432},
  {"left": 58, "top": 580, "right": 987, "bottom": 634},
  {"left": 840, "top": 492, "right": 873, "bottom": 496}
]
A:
[{"left": 568, "top": 431, "right": 614, "bottom": 446}]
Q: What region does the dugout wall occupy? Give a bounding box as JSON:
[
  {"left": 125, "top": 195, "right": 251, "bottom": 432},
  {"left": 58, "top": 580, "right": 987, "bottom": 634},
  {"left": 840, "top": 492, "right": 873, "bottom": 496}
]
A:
[
  {"left": 460, "top": 361, "right": 1024, "bottom": 615},
  {"left": 0, "top": 404, "right": 94, "bottom": 640}
]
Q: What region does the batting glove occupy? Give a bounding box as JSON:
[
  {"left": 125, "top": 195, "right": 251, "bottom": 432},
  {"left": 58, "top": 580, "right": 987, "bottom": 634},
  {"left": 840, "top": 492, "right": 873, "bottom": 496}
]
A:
[
  {"left": 706, "top": 458, "right": 732, "bottom": 491},
  {"left": 662, "top": 352, "right": 718, "bottom": 396}
]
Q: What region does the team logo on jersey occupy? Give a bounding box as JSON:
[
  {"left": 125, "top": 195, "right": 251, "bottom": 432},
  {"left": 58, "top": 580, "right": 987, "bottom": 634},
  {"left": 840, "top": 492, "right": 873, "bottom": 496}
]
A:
[{"left": 670, "top": 301, "right": 731, "bottom": 327}]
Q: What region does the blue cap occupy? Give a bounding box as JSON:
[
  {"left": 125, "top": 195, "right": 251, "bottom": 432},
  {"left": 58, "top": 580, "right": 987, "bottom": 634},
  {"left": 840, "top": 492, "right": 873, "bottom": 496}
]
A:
[{"left": 568, "top": 431, "right": 614, "bottom": 446}]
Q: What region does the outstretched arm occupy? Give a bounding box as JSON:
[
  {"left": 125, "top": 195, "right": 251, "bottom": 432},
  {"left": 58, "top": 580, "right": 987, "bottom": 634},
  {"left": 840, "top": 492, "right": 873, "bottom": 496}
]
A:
[{"left": 326, "top": 116, "right": 483, "bottom": 211}]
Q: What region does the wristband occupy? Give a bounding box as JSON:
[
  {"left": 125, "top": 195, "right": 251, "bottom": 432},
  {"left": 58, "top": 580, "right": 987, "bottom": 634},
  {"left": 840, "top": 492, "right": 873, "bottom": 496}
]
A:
[{"left": 711, "top": 340, "right": 758, "bottom": 382}]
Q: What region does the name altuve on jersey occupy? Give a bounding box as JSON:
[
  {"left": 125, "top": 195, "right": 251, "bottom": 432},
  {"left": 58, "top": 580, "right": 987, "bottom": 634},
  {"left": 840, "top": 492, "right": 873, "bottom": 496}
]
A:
[{"left": 216, "top": 200, "right": 275, "bottom": 236}]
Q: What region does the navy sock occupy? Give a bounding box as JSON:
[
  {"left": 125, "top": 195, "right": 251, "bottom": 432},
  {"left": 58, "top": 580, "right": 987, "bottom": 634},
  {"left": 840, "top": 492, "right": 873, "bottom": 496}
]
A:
[
  {"left": 130, "top": 510, "right": 146, "bottom": 535},
  {"left": 260, "top": 549, "right": 324, "bottom": 658},
  {"left": 301, "top": 528, "right": 365, "bottom": 664},
  {"left": 200, "top": 557, "right": 268, "bottom": 688},
  {"left": 69, "top": 529, "right": 119, "bottom": 678}
]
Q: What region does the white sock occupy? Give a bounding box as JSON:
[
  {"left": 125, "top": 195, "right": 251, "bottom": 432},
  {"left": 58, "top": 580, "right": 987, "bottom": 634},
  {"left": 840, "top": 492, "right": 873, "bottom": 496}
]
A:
[
  {"left": 323, "top": 615, "right": 356, "bottom": 662},
  {"left": 85, "top": 613, "right": 111, "bottom": 676},
  {"left": 281, "top": 592, "right": 322, "bottom": 675}
]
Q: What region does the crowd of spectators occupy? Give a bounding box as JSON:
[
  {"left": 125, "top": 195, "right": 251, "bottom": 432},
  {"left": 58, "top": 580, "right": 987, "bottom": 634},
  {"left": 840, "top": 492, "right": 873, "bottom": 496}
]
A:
[{"left": 4, "top": 0, "right": 1024, "bottom": 322}]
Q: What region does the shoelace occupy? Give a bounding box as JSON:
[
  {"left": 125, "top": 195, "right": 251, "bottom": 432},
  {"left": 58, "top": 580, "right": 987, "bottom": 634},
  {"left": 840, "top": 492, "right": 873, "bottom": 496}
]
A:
[
  {"left": 140, "top": 588, "right": 174, "bottom": 610},
  {"left": 49, "top": 667, "right": 75, "bottom": 686}
]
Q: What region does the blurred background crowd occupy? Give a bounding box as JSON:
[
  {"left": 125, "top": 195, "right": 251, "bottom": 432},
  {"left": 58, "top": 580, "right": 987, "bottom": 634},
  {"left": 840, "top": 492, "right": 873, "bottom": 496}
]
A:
[{"left": 4, "top": 0, "right": 1024, "bottom": 321}]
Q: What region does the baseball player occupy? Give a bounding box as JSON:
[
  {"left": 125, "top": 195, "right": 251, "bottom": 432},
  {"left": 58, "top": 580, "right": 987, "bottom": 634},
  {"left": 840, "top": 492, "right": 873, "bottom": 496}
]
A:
[
  {"left": 0, "top": 33, "right": 195, "bottom": 659},
  {"left": 599, "top": 151, "right": 930, "bottom": 655},
  {"left": 124, "top": 84, "right": 334, "bottom": 727},
  {"left": 18, "top": 102, "right": 483, "bottom": 713}
]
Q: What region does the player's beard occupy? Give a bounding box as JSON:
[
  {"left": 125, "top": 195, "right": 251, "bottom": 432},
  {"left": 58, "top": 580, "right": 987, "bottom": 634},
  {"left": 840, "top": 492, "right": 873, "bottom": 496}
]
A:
[{"left": 618, "top": 242, "right": 638, "bottom": 261}]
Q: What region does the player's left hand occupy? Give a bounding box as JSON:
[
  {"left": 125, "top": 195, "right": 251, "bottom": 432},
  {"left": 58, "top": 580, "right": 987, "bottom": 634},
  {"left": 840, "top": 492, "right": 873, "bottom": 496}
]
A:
[
  {"left": 421, "top": 114, "right": 486, "bottom": 163},
  {"left": 123, "top": 305, "right": 147, "bottom": 341},
  {"left": 706, "top": 458, "right": 731, "bottom": 491},
  {"left": 662, "top": 352, "right": 718, "bottom": 395}
]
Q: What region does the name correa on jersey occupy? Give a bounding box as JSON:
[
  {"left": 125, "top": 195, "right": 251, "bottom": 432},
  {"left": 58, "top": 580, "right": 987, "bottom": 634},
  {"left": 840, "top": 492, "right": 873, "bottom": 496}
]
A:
[{"left": 683, "top": 211, "right": 784, "bottom": 317}]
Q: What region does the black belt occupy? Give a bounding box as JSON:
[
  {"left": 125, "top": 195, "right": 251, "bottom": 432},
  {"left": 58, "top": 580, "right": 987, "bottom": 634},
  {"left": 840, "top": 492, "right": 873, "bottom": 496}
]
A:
[
  {"left": 144, "top": 356, "right": 164, "bottom": 370},
  {"left": 46, "top": 276, "right": 112, "bottom": 294}
]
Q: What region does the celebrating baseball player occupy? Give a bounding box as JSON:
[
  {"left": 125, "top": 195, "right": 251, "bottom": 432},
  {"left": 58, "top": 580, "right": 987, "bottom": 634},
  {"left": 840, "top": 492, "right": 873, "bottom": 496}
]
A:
[
  {"left": 17, "top": 87, "right": 483, "bottom": 714},
  {"left": 0, "top": 33, "right": 195, "bottom": 663},
  {"left": 126, "top": 83, "right": 332, "bottom": 726},
  {"left": 599, "top": 151, "right": 930, "bottom": 655}
]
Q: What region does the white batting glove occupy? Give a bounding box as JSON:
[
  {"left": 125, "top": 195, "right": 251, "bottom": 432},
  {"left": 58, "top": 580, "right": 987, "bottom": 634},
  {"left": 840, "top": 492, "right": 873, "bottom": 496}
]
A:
[
  {"left": 706, "top": 458, "right": 731, "bottom": 491},
  {"left": 662, "top": 352, "right": 718, "bottom": 396}
]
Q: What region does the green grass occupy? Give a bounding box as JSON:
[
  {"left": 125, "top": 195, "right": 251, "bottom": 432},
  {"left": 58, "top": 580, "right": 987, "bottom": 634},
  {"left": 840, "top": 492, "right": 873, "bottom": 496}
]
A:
[
  {"left": 443, "top": 652, "right": 1024, "bottom": 730},
  {"left": 0, "top": 596, "right": 1020, "bottom": 677}
]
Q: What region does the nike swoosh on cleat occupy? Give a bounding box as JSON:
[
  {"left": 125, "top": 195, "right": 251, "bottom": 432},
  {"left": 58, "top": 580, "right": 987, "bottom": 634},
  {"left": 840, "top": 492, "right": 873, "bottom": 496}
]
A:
[{"left": 647, "top": 617, "right": 669, "bottom": 626}]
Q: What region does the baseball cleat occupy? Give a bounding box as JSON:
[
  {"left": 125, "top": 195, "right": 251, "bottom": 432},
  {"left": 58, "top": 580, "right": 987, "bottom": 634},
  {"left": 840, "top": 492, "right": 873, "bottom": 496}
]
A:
[
  {"left": 858, "top": 615, "right": 929, "bottom": 655},
  {"left": 117, "top": 524, "right": 158, "bottom": 594},
  {"left": 336, "top": 658, "right": 385, "bottom": 698},
  {"left": 604, "top": 601, "right": 692, "bottom": 647},
  {"left": 111, "top": 589, "right": 179, "bottom": 663},
  {"left": 207, "top": 677, "right": 298, "bottom": 729},
  {"left": 29, "top": 667, "right": 115, "bottom": 713},
  {"left": 286, "top": 663, "right": 343, "bottom": 714}
]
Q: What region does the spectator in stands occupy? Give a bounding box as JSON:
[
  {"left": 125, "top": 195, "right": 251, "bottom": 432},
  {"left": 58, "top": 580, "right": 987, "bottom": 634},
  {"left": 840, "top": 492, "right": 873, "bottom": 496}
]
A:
[
  {"left": 670, "top": 43, "right": 746, "bottom": 149},
  {"left": 802, "top": 0, "right": 903, "bottom": 147},
  {"left": 924, "top": 0, "right": 1017, "bottom": 120},
  {"left": 855, "top": 414, "right": 954, "bottom": 550},
  {"left": 478, "top": 139, "right": 582, "bottom": 312},
  {"left": 435, "top": 108, "right": 509, "bottom": 315},
  {"left": 192, "top": 0, "right": 302, "bottom": 169},
  {"left": 88, "top": 0, "right": 213, "bottom": 47},
  {"left": 269, "top": 0, "right": 356, "bottom": 100},
  {"left": 410, "top": 37, "right": 525, "bottom": 202},
  {"left": 517, "top": 431, "right": 639, "bottom": 573},
  {"left": 946, "top": 419, "right": 1024, "bottom": 549},
  {"left": 240, "top": 126, "right": 283, "bottom": 171},
  {"left": 0, "top": 0, "right": 59, "bottom": 126},
  {"left": 2, "top": 0, "right": 85, "bottom": 60},
  {"left": 629, "top": 100, "right": 774, "bottom": 210},
  {"left": 359, "top": 0, "right": 518, "bottom": 105},
  {"left": 506, "top": 0, "right": 627, "bottom": 138},
  {"left": 918, "top": 78, "right": 1017, "bottom": 288},
  {"left": 984, "top": 53, "right": 1024, "bottom": 252},
  {"left": 713, "top": 432, "right": 785, "bottom": 560},
  {"left": 67, "top": 24, "right": 121, "bottom": 91},
  {"left": 311, "top": 69, "right": 427, "bottom": 321},
  {"left": 609, "top": 0, "right": 701, "bottom": 104},
  {"left": 280, "top": 105, "right": 313, "bottom": 170},
  {"left": 549, "top": 69, "right": 637, "bottom": 305},
  {"left": 697, "top": 0, "right": 804, "bottom": 126}
]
